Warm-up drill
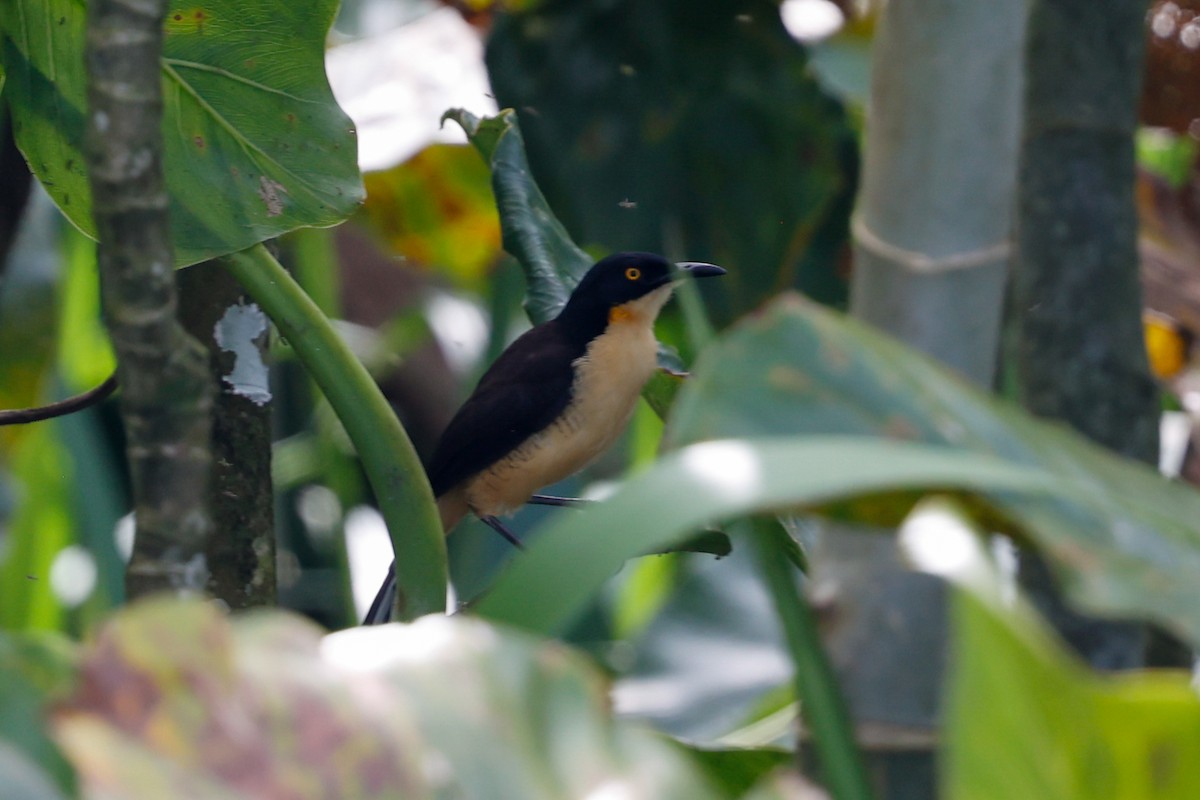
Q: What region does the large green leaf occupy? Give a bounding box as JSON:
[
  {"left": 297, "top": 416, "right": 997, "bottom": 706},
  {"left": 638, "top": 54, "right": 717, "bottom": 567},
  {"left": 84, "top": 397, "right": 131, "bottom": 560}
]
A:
[
  {"left": 902, "top": 500, "right": 1200, "bottom": 799},
  {"left": 475, "top": 436, "right": 1060, "bottom": 635},
  {"left": 949, "top": 590, "right": 1200, "bottom": 799},
  {"left": 51, "top": 599, "right": 719, "bottom": 799},
  {"left": 0, "top": 0, "right": 363, "bottom": 267},
  {"left": 666, "top": 294, "right": 1200, "bottom": 648}
]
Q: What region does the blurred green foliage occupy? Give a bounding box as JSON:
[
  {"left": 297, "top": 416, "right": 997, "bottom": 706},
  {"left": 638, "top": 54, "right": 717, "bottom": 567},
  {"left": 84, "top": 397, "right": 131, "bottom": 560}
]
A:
[{"left": 3, "top": 2, "right": 1200, "bottom": 798}]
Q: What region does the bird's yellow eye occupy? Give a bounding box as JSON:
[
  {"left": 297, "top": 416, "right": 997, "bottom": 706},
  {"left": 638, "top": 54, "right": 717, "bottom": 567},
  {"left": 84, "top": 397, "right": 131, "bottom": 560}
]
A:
[{"left": 625, "top": 267, "right": 641, "bottom": 281}]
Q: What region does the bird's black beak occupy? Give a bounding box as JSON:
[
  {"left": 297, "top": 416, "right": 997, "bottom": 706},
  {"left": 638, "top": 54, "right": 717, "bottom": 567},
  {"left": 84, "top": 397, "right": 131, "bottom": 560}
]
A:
[{"left": 674, "top": 261, "right": 727, "bottom": 280}]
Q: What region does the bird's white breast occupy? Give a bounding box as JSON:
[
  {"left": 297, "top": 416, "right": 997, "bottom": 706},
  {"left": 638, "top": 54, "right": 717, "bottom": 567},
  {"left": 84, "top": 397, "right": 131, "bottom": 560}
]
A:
[{"left": 464, "top": 285, "right": 672, "bottom": 517}]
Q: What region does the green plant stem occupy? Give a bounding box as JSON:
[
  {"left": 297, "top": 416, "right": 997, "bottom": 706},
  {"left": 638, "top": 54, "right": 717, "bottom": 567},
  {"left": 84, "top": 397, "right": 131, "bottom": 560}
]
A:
[
  {"left": 289, "top": 228, "right": 361, "bottom": 626},
  {"left": 749, "top": 518, "right": 874, "bottom": 800},
  {"left": 224, "top": 243, "right": 446, "bottom": 620}
]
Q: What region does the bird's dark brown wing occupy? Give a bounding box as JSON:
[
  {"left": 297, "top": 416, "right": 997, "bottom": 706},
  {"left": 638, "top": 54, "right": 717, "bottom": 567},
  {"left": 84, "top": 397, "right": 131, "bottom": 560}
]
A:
[{"left": 426, "top": 320, "right": 583, "bottom": 497}]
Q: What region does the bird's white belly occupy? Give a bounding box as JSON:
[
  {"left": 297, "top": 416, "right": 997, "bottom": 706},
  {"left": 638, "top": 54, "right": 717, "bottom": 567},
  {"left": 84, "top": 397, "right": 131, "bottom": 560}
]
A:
[{"left": 465, "top": 318, "right": 660, "bottom": 516}]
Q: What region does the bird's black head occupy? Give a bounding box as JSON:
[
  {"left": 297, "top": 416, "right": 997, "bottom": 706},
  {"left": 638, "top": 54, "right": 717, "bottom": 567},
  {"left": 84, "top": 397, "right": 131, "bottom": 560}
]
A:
[{"left": 557, "top": 252, "right": 725, "bottom": 342}]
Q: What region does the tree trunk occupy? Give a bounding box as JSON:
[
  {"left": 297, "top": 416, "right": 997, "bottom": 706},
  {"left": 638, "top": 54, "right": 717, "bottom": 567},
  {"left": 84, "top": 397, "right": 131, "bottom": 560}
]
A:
[
  {"left": 839, "top": 2, "right": 1026, "bottom": 797},
  {"left": 1012, "top": 0, "right": 1160, "bottom": 669},
  {"left": 851, "top": 2, "right": 1023, "bottom": 386},
  {"left": 84, "top": 0, "right": 214, "bottom": 597},
  {"left": 178, "top": 263, "right": 276, "bottom": 608}
]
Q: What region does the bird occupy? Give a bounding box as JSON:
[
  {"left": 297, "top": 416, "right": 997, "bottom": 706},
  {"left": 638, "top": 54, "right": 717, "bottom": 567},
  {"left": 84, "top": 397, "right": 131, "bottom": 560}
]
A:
[{"left": 364, "top": 251, "right": 726, "bottom": 623}]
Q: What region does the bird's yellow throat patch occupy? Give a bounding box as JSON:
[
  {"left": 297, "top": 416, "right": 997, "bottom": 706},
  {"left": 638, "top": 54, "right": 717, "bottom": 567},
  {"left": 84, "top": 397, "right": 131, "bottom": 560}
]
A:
[
  {"left": 608, "top": 306, "right": 635, "bottom": 324},
  {"left": 607, "top": 285, "right": 674, "bottom": 327}
]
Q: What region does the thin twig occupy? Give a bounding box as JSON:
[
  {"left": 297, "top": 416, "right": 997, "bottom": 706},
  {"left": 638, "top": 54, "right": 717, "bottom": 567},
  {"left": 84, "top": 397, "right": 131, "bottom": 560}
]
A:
[{"left": 0, "top": 372, "right": 118, "bottom": 426}]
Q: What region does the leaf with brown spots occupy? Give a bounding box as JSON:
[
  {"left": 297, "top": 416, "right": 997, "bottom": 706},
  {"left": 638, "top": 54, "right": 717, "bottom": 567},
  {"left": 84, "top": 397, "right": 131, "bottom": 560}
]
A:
[
  {"left": 0, "top": 0, "right": 363, "bottom": 267},
  {"left": 53, "top": 601, "right": 428, "bottom": 800},
  {"left": 50, "top": 599, "right": 719, "bottom": 799}
]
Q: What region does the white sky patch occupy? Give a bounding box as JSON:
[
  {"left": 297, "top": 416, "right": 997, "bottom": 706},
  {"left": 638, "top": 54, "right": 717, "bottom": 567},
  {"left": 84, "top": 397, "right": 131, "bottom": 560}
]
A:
[
  {"left": 50, "top": 545, "right": 97, "bottom": 607},
  {"left": 326, "top": 7, "right": 499, "bottom": 173},
  {"left": 214, "top": 302, "right": 271, "bottom": 406},
  {"left": 780, "top": 0, "right": 845, "bottom": 43},
  {"left": 425, "top": 292, "right": 489, "bottom": 375}
]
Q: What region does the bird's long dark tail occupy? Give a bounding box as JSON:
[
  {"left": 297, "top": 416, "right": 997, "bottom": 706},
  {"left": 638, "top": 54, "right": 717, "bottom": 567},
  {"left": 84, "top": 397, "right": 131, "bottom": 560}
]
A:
[{"left": 363, "top": 561, "right": 397, "bottom": 624}]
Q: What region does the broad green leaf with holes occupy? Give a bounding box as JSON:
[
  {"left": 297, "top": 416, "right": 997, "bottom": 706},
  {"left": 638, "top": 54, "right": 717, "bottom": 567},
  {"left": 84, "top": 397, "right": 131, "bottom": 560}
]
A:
[{"left": 0, "top": 0, "right": 362, "bottom": 267}]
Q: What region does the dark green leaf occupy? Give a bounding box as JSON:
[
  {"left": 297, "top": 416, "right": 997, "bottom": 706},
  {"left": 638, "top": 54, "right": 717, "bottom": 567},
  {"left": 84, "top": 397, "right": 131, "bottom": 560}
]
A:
[
  {"left": 486, "top": 1, "right": 859, "bottom": 319},
  {"left": 445, "top": 108, "right": 587, "bottom": 324},
  {"left": 683, "top": 745, "right": 793, "bottom": 796}
]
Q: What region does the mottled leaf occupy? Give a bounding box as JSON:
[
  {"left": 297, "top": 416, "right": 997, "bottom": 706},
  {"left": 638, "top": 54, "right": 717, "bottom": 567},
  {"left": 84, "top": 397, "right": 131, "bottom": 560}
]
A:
[
  {"left": 358, "top": 144, "right": 501, "bottom": 288},
  {"left": 52, "top": 599, "right": 721, "bottom": 799},
  {"left": 54, "top": 601, "right": 429, "bottom": 799}
]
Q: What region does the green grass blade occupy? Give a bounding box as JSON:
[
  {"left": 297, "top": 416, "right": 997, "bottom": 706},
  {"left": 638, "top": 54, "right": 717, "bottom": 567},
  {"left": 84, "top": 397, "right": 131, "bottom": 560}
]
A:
[{"left": 749, "top": 517, "right": 873, "bottom": 800}]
